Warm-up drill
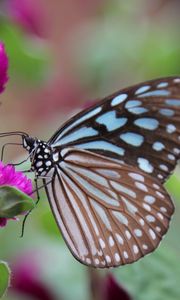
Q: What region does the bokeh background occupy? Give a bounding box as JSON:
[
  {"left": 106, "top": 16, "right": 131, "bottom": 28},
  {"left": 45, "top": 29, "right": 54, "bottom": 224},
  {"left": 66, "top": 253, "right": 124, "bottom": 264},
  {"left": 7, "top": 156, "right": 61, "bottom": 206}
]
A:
[{"left": 0, "top": 0, "right": 180, "bottom": 299}]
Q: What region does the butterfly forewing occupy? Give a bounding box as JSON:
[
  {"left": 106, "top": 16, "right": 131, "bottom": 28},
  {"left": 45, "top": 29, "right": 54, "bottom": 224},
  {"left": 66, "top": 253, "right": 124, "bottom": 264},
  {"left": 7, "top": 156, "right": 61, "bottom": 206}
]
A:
[
  {"left": 40, "top": 76, "right": 180, "bottom": 268},
  {"left": 49, "top": 77, "right": 180, "bottom": 183},
  {"left": 44, "top": 148, "right": 174, "bottom": 268}
]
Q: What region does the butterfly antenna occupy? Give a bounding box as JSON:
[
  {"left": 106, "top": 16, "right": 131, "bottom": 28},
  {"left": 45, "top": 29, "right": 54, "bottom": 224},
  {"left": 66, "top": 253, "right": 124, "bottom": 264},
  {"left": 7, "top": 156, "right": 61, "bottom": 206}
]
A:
[
  {"left": 0, "top": 131, "right": 28, "bottom": 138},
  {"left": 1, "top": 142, "right": 23, "bottom": 161}
]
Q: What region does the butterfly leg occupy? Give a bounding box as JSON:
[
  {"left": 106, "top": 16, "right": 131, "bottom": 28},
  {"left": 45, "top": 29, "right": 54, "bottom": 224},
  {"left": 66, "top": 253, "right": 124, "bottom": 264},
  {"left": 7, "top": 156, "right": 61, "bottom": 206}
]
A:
[{"left": 20, "top": 177, "right": 42, "bottom": 237}]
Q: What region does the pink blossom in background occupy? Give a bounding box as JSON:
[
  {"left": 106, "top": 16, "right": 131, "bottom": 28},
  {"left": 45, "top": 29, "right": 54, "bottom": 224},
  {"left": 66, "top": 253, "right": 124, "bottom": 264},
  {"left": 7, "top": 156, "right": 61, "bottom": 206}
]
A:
[
  {"left": 101, "top": 273, "right": 132, "bottom": 300},
  {"left": 7, "top": 0, "right": 47, "bottom": 38},
  {"left": 0, "top": 161, "right": 33, "bottom": 227},
  {"left": 83, "top": 100, "right": 97, "bottom": 110},
  {"left": 31, "top": 76, "right": 86, "bottom": 119},
  {"left": 11, "top": 253, "right": 58, "bottom": 300},
  {"left": 90, "top": 270, "right": 132, "bottom": 300},
  {"left": 0, "top": 42, "right": 8, "bottom": 94}
]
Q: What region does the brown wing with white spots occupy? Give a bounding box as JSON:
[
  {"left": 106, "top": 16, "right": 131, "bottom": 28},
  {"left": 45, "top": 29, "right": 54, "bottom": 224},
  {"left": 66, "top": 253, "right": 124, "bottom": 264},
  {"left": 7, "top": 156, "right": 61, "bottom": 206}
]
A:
[
  {"left": 49, "top": 76, "right": 180, "bottom": 183},
  {"left": 44, "top": 148, "right": 174, "bottom": 268}
]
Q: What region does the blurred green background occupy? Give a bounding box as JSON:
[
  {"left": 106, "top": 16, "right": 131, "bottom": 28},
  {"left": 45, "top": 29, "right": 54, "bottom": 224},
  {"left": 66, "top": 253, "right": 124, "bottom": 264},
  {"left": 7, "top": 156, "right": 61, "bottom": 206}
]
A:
[{"left": 0, "top": 0, "right": 180, "bottom": 299}]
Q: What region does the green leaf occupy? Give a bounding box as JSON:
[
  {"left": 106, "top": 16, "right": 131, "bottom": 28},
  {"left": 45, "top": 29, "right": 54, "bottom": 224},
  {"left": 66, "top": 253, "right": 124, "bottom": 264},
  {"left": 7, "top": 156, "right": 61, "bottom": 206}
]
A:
[
  {"left": 0, "top": 261, "right": 11, "bottom": 298},
  {"left": 0, "top": 186, "right": 35, "bottom": 218},
  {"left": 0, "top": 20, "right": 48, "bottom": 84},
  {"left": 165, "top": 172, "right": 180, "bottom": 201},
  {"left": 114, "top": 244, "right": 180, "bottom": 300}
]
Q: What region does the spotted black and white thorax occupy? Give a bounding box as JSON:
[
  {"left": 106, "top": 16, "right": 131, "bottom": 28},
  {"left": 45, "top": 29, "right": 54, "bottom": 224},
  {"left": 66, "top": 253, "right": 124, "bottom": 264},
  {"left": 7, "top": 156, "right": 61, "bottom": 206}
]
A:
[{"left": 22, "top": 136, "right": 60, "bottom": 177}]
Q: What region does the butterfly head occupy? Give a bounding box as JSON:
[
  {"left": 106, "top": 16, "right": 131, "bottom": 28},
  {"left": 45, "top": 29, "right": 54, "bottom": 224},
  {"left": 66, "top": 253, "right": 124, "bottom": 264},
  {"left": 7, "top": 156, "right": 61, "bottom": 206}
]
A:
[
  {"left": 22, "top": 135, "right": 54, "bottom": 176},
  {"left": 22, "top": 135, "right": 38, "bottom": 153}
]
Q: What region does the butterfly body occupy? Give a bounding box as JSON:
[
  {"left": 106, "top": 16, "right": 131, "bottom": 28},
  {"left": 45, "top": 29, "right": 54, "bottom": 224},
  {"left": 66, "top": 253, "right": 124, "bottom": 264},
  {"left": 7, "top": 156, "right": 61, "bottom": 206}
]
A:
[
  {"left": 23, "top": 137, "right": 58, "bottom": 176},
  {"left": 19, "top": 76, "right": 180, "bottom": 268}
]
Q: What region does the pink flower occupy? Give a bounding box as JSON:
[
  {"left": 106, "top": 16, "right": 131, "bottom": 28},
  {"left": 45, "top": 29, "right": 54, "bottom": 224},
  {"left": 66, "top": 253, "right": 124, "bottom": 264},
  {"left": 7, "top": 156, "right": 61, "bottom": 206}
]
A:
[
  {"left": 0, "top": 42, "right": 8, "bottom": 94},
  {"left": 7, "top": 0, "right": 47, "bottom": 38},
  {"left": 0, "top": 161, "right": 33, "bottom": 227},
  {"left": 101, "top": 274, "right": 132, "bottom": 300},
  {"left": 11, "top": 252, "right": 58, "bottom": 300},
  {"left": 90, "top": 271, "right": 132, "bottom": 300}
]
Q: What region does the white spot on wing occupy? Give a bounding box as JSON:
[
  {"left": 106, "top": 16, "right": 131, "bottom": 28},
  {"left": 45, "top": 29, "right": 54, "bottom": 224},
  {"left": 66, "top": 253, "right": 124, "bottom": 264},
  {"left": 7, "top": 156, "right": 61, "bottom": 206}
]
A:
[
  {"left": 99, "top": 238, "right": 106, "bottom": 249},
  {"left": 143, "top": 203, "right": 151, "bottom": 211},
  {"left": 63, "top": 167, "right": 120, "bottom": 207},
  {"left": 111, "top": 93, "right": 128, "bottom": 106},
  {"left": 106, "top": 255, "right": 111, "bottom": 263},
  {"left": 112, "top": 211, "right": 128, "bottom": 226},
  {"left": 125, "top": 230, "right": 131, "bottom": 239},
  {"left": 129, "top": 173, "right": 144, "bottom": 182},
  {"left": 122, "top": 197, "right": 138, "bottom": 214},
  {"left": 116, "top": 233, "right": 124, "bottom": 245},
  {"left": 159, "top": 108, "right": 175, "bottom": 117},
  {"left": 166, "top": 124, "right": 176, "bottom": 133},
  {"left": 137, "top": 157, "right": 154, "bottom": 173},
  {"left": 133, "top": 245, "right": 139, "bottom": 254},
  {"left": 54, "top": 106, "right": 102, "bottom": 141},
  {"left": 110, "top": 181, "right": 136, "bottom": 198},
  {"left": 91, "top": 200, "right": 112, "bottom": 231},
  {"left": 120, "top": 132, "right": 144, "bottom": 147},
  {"left": 138, "top": 90, "right": 170, "bottom": 97},
  {"left": 76, "top": 140, "right": 125, "bottom": 156},
  {"left": 115, "top": 253, "right": 120, "bottom": 262},
  {"left": 69, "top": 164, "right": 109, "bottom": 188},
  {"left": 134, "top": 229, "right": 142, "bottom": 237},
  {"left": 123, "top": 251, "right": 129, "bottom": 259},
  {"left": 165, "top": 99, "right": 180, "bottom": 106},
  {"left": 96, "top": 111, "right": 127, "bottom": 131},
  {"left": 96, "top": 169, "right": 121, "bottom": 179},
  {"left": 157, "top": 82, "right": 168, "bottom": 88},
  {"left": 149, "top": 229, "right": 156, "bottom": 240},
  {"left": 134, "top": 118, "right": 159, "bottom": 130},
  {"left": 152, "top": 142, "right": 165, "bottom": 151},
  {"left": 135, "top": 182, "right": 148, "bottom": 192},
  {"left": 59, "top": 127, "right": 98, "bottom": 145},
  {"left": 135, "top": 85, "right": 150, "bottom": 95},
  {"left": 173, "top": 78, "right": 180, "bottom": 83},
  {"left": 125, "top": 100, "right": 142, "bottom": 108},
  {"left": 146, "top": 215, "right": 155, "bottom": 222},
  {"left": 109, "top": 236, "right": 115, "bottom": 247},
  {"left": 157, "top": 212, "right": 164, "bottom": 220},
  {"left": 127, "top": 107, "right": 149, "bottom": 115},
  {"left": 159, "top": 164, "right": 168, "bottom": 172}
]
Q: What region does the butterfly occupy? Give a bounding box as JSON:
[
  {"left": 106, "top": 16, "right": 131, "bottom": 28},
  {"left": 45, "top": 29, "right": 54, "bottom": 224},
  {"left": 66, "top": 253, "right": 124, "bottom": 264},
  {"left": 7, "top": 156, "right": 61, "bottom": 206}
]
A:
[{"left": 8, "top": 76, "right": 180, "bottom": 268}]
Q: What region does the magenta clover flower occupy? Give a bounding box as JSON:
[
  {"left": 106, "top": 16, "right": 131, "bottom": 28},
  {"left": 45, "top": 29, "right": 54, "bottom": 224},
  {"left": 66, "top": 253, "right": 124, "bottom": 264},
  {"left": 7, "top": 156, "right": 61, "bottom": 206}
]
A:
[
  {"left": 0, "top": 161, "right": 33, "bottom": 227},
  {"left": 0, "top": 42, "right": 9, "bottom": 94}
]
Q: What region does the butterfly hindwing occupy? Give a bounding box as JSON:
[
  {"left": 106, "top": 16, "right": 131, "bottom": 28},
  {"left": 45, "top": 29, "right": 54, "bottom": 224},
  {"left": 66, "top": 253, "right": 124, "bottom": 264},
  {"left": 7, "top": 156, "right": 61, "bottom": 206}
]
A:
[
  {"left": 44, "top": 148, "right": 174, "bottom": 268},
  {"left": 49, "top": 77, "right": 180, "bottom": 183}
]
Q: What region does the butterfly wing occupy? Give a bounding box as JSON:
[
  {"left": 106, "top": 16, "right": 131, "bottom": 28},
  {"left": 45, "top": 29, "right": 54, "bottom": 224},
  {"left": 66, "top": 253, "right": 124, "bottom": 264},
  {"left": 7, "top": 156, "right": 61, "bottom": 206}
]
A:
[
  {"left": 44, "top": 148, "right": 174, "bottom": 268},
  {"left": 49, "top": 76, "right": 180, "bottom": 183}
]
